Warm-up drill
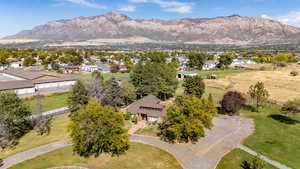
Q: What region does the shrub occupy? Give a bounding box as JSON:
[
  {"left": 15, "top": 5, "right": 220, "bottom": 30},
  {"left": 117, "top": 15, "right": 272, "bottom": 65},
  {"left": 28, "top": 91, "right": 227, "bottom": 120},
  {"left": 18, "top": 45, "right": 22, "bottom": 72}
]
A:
[
  {"left": 282, "top": 99, "right": 300, "bottom": 114},
  {"left": 123, "top": 112, "right": 131, "bottom": 120},
  {"left": 290, "top": 71, "right": 299, "bottom": 76},
  {"left": 221, "top": 91, "right": 246, "bottom": 115},
  {"left": 131, "top": 116, "right": 138, "bottom": 124},
  {"left": 274, "top": 62, "right": 287, "bottom": 67}
]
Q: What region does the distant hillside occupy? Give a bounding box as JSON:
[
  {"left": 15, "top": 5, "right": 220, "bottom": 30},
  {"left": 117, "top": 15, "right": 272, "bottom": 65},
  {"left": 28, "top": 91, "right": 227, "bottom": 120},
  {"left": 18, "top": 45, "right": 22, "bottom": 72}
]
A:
[{"left": 4, "top": 12, "right": 300, "bottom": 45}]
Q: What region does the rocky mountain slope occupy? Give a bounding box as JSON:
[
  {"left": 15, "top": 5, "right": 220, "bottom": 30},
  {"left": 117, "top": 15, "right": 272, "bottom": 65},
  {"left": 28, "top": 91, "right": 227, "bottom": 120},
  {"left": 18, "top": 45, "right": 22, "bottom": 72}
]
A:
[{"left": 4, "top": 12, "right": 300, "bottom": 45}]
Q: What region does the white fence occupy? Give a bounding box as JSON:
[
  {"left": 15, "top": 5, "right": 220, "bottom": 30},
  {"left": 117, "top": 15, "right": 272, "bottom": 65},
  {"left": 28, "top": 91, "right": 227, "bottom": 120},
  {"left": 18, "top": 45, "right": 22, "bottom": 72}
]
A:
[{"left": 28, "top": 107, "right": 69, "bottom": 120}]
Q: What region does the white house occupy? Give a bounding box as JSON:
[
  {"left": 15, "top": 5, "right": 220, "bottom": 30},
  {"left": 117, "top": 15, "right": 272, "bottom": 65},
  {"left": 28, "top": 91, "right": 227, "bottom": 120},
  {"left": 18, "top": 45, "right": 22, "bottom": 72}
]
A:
[
  {"left": 203, "top": 60, "right": 218, "bottom": 70},
  {"left": 229, "top": 59, "right": 256, "bottom": 68},
  {"left": 81, "top": 64, "right": 99, "bottom": 72},
  {"left": 177, "top": 71, "right": 198, "bottom": 80}
]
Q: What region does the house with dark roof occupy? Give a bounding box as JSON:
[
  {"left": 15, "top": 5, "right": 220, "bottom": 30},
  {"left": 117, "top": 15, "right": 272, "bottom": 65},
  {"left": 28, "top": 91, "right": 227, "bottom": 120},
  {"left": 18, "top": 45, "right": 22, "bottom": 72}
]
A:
[
  {"left": 126, "top": 95, "right": 166, "bottom": 122},
  {"left": 0, "top": 68, "right": 76, "bottom": 96}
]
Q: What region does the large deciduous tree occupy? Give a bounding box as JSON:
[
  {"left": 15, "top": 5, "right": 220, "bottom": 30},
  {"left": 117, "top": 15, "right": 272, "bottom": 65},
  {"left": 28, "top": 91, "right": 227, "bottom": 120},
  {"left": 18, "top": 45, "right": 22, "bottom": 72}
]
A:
[
  {"left": 187, "top": 52, "right": 207, "bottom": 70},
  {"left": 69, "top": 98, "right": 129, "bottom": 157},
  {"left": 130, "top": 62, "right": 178, "bottom": 100},
  {"left": 217, "top": 53, "right": 235, "bottom": 69},
  {"left": 221, "top": 91, "right": 246, "bottom": 115},
  {"left": 158, "top": 95, "right": 217, "bottom": 143},
  {"left": 248, "top": 82, "right": 269, "bottom": 112},
  {"left": 68, "top": 80, "right": 89, "bottom": 118},
  {"left": 0, "top": 91, "right": 32, "bottom": 149},
  {"left": 182, "top": 76, "right": 205, "bottom": 99}
]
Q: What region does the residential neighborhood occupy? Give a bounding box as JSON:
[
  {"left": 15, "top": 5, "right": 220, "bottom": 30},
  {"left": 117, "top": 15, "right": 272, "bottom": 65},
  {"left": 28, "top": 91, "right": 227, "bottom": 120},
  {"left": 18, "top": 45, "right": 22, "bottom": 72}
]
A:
[{"left": 1, "top": 1, "right": 300, "bottom": 169}]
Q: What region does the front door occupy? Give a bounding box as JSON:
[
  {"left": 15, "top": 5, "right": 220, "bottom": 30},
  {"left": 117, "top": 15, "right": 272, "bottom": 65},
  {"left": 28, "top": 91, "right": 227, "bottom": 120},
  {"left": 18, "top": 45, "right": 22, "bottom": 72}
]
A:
[{"left": 141, "top": 114, "right": 148, "bottom": 121}]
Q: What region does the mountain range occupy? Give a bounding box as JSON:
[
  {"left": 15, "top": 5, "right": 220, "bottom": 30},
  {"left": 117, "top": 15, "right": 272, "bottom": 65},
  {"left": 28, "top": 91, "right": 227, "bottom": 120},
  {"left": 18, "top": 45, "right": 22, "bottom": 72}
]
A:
[{"left": 4, "top": 12, "right": 300, "bottom": 45}]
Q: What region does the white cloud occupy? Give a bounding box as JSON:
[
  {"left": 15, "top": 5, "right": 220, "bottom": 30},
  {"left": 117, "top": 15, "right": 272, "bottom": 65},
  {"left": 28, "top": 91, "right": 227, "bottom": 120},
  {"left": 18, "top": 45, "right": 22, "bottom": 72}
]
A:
[
  {"left": 277, "top": 11, "right": 300, "bottom": 27},
  {"left": 129, "top": 0, "right": 192, "bottom": 13},
  {"left": 64, "top": 0, "right": 106, "bottom": 9},
  {"left": 119, "top": 5, "right": 136, "bottom": 12}
]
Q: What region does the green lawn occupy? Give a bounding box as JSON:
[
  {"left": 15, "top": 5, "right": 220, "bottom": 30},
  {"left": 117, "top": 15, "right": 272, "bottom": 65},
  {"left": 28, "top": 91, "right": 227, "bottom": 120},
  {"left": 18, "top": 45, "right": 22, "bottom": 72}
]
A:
[
  {"left": 23, "top": 93, "right": 69, "bottom": 114},
  {"left": 0, "top": 114, "right": 70, "bottom": 159},
  {"left": 9, "top": 143, "right": 182, "bottom": 169},
  {"left": 216, "top": 148, "right": 277, "bottom": 169},
  {"left": 135, "top": 125, "right": 159, "bottom": 137},
  {"left": 195, "top": 69, "right": 251, "bottom": 78},
  {"left": 72, "top": 73, "right": 130, "bottom": 81},
  {"left": 241, "top": 105, "right": 300, "bottom": 169}
]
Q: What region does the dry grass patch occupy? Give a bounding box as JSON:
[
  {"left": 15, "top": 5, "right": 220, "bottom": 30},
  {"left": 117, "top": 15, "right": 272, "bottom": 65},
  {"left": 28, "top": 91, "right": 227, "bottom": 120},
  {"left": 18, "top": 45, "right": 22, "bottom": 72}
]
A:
[{"left": 204, "top": 65, "right": 300, "bottom": 103}]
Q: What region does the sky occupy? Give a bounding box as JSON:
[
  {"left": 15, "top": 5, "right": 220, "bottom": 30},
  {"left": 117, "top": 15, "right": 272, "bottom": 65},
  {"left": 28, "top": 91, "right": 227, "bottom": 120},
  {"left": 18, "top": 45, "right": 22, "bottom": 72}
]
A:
[{"left": 1, "top": 0, "right": 300, "bottom": 38}]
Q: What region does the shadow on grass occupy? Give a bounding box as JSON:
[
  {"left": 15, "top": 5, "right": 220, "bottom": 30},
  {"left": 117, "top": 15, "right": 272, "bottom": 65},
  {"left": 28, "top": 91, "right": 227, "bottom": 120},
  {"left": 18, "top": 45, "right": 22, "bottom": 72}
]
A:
[
  {"left": 243, "top": 105, "right": 257, "bottom": 112},
  {"left": 268, "top": 114, "right": 300, "bottom": 125},
  {"left": 241, "top": 160, "right": 251, "bottom": 169}
]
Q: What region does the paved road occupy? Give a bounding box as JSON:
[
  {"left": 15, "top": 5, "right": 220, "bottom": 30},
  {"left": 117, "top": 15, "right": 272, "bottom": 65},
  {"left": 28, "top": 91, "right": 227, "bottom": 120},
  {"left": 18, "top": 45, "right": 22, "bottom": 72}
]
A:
[
  {"left": 1, "top": 115, "right": 289, "bottom": 169},
  {"left": 0, "top": 141, "right": 70, "bottom": 169},
  {"left": 132, "top": 115, "right": 255, "bottom": 169},
  {"left": 238, "top": 145, "right": 291, "bottom": 169}
]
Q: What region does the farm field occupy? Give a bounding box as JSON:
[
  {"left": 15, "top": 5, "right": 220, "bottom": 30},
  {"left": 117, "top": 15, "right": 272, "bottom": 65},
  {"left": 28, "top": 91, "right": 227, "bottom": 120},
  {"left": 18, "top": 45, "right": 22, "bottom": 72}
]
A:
[
  {"left": 0, "top": 114, "right": 70, "bottom": 159},
  {"left": 204, "top": 65, "right": 300, "bottom": 102},
  {"left": 216, "top": 148, "right": 277, "bottom": 169},
  {"left": 9, "top": 143, "right": 182, "bottom": 169}
]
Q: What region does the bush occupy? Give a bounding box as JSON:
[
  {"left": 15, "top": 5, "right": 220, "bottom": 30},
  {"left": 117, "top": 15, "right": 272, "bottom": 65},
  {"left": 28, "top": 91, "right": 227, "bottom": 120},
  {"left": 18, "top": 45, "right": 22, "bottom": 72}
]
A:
[
  {"left": 131, "top": 116, "right": 138, "bottom": 124},
  {"left": 290, "top": 71, "right": 299, "bottom": 76},
  {"left": 282, "top": 99, "right": 300, "bottom": 114},
  {"left": 123, "top": 112, "right": 131, "bottom": 120},
  {"left": 274, "top": 62, "right": 287, "bottom": 67},
  {"left": 221, "top": 91, "right": 246, "bottom": 115}
]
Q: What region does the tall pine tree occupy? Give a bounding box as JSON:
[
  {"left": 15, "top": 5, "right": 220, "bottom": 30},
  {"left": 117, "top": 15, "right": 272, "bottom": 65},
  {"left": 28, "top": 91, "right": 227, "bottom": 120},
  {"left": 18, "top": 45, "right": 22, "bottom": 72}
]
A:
[{"left": 68, "top": 80, "right": 89, "bottom": 119}]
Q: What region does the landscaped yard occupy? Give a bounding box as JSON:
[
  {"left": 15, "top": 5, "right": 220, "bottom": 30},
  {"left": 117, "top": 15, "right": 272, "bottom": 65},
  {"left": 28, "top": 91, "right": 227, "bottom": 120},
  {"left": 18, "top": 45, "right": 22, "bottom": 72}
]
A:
[
  {"left": 24, "top": 93, "right": 69, "bottom": 114},
  {"left": 216, "top": 148, "right": 277, "bottom": 169},
  {"left": 135, "top": 125, "right": 159, "bottom": 137},
  {"left": 0, "top": 114, "right": 70, "bottom": 159},
  {"left": 9, "top": 143, "right": 183, "bottom": 169},
  {"left": 241, "top": 105, "right": 300, "bottom": 169}
]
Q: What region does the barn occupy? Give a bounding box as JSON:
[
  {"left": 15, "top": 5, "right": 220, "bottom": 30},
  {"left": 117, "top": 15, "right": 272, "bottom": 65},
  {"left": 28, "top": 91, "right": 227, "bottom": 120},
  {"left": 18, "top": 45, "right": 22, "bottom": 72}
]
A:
[{"left": 0, "top": 68, "right": 76, "bottom": 97}]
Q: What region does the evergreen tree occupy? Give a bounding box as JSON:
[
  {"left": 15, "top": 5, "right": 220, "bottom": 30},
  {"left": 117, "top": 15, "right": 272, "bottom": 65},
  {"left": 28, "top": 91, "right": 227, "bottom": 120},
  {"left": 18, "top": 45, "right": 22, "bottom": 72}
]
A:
[
  {"left": 102, "top": 77, "right": 124, "bottom": 108},
  {"left": 88, "top": 71, "right": 104, "bottom": 100},
  {"left": 68, "top": 80, "right": 89, "bottom": 118},
  {"left": 120, "top": 81, "right": 136, "bottom": 105},
  {"left": 183, "top": 76, "right": 205, "bottom": 99},
  {"left": 0, "top": 91, "right": 32, "bottom": 149},
  {"left": 69, "top": 98, "right": 129, "bottom": 157}
]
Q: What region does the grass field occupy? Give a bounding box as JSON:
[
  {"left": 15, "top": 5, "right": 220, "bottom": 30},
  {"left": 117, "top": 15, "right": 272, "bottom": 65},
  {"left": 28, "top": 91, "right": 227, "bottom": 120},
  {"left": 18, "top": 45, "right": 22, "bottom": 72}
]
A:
[
  {"left": 241, "top": 105, "right": 300, "bottom": 169},
  {"left": 216, "top": 148, "right": 277, "bottom": 169},
  {"left": 0, "top": 114, "right": 70, "bottom": 159},
  {"left": 24, "top": 93, "right": 69, "bottom": 114},
  {"left": 135, "top": 125, "right": 159, "bottom": 137},
  {"left": 72, "top": 72, "right": 130, "bottom": 81},
  {"left": 204, "top": 65, "right": 300, "bottom": 102},
  {"left": 195, "top": 69, "right": 252, "bottom": 78},
  {"left": 9, "top": 143, "right": 182, "bottom": 169}
]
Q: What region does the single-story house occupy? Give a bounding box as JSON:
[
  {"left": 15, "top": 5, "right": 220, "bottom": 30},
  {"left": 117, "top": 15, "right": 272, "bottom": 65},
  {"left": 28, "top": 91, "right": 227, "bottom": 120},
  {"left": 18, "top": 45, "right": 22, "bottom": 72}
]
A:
[
  {"left": 126, "top": 95, "right": 166, "bottom": 122},
  {"left": 81, "top": 64, "right": 99, "bottom": 72},
  {"left": 203, "top": 60, "right": 218, "bottom": 70},
  {"left": 0, "top": 68, "right": 76, "bottom": 96},
  {"left": 177, "top": 71, "right": 198, "bottom": 80}
]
